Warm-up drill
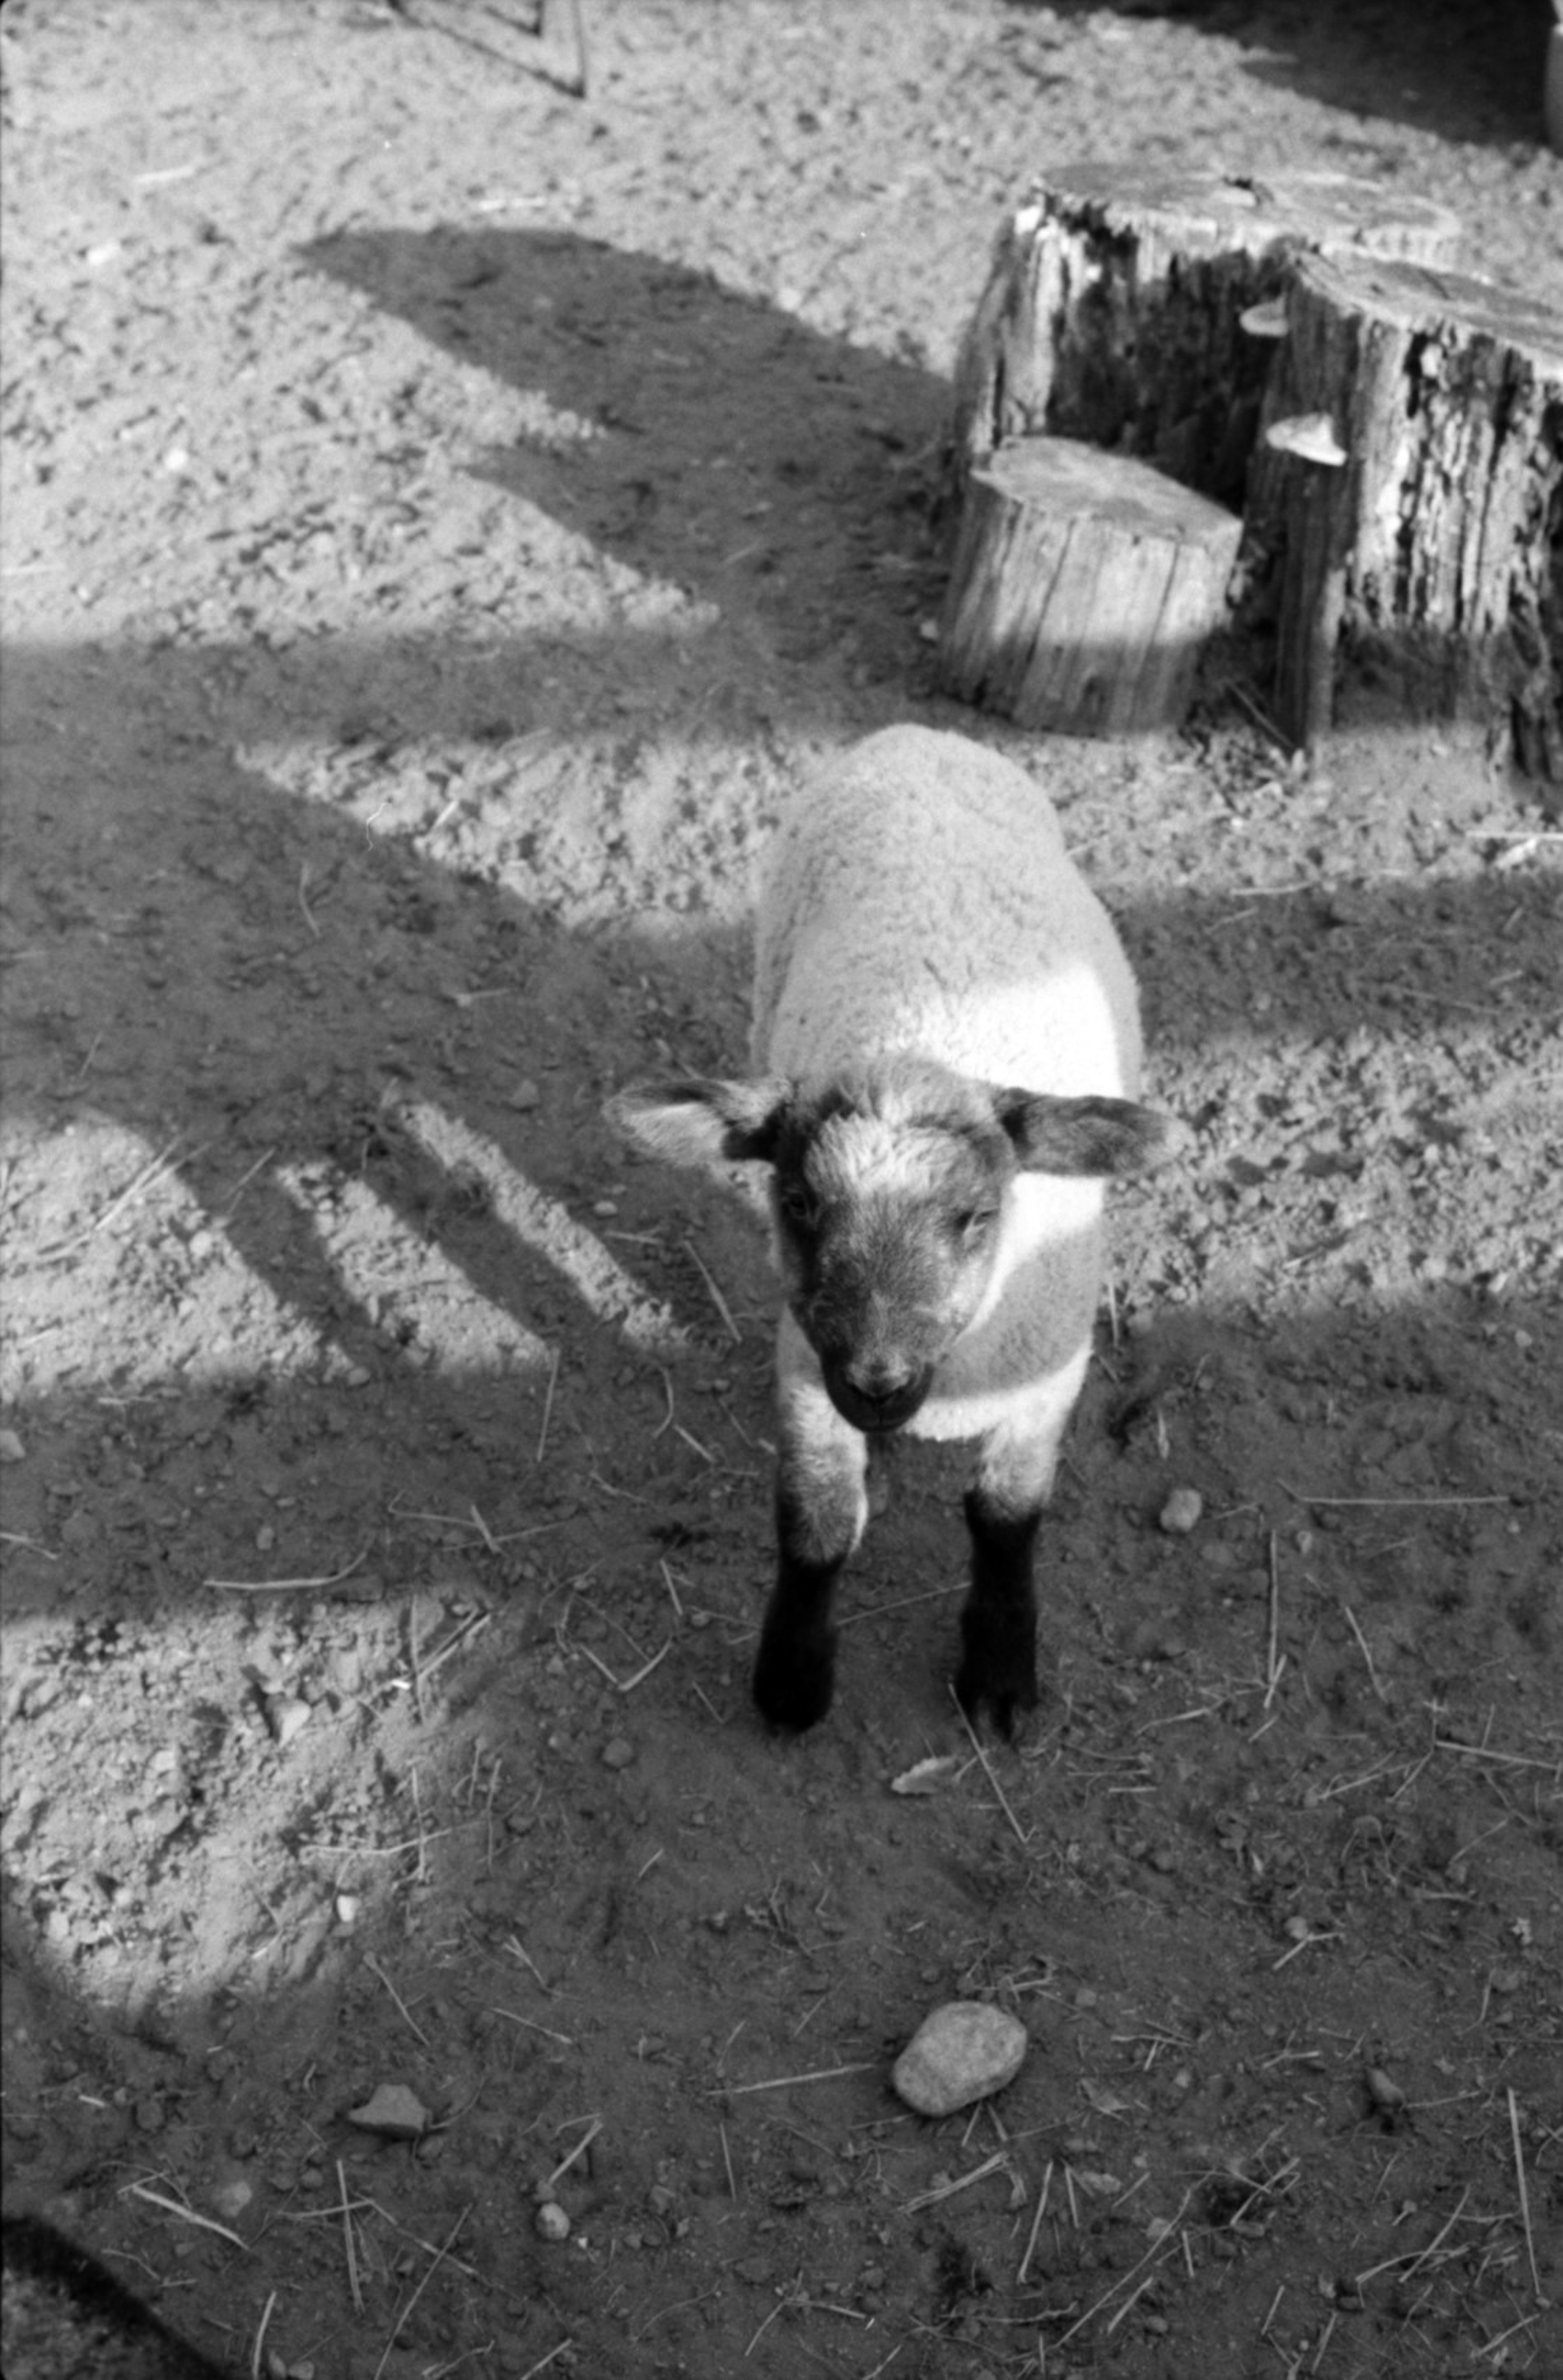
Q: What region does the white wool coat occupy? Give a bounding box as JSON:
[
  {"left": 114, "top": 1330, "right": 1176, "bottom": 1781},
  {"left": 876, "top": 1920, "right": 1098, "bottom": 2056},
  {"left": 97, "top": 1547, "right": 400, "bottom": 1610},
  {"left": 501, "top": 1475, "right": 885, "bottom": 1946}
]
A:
[{"left": 752, "top": 726, "right": 1143, "bottom": 1454}]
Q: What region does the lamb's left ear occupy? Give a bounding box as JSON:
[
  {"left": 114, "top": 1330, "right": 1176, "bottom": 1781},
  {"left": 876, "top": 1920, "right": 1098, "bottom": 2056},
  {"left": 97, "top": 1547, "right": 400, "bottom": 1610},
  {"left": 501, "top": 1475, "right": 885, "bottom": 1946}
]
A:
[
  {"left": 994, "top": 1091, "right": 1186, "bottom": 1178},
  {"left": 606, "top": 1076, "right": 793, "bottom": 1167}
]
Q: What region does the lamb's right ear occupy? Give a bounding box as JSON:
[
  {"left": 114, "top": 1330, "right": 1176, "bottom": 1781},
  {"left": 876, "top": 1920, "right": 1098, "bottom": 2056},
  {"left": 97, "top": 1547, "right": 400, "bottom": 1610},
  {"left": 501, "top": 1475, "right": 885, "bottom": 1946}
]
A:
[{"left": 606, "top": 1077, "right": 793, "bottom": 1166}]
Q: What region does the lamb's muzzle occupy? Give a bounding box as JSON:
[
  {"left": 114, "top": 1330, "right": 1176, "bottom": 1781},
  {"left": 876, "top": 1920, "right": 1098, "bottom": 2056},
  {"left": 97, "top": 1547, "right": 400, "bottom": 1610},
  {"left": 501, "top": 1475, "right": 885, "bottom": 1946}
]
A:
[{"left": 609, "top": 725, "right": 1181, "bottom": 1734}]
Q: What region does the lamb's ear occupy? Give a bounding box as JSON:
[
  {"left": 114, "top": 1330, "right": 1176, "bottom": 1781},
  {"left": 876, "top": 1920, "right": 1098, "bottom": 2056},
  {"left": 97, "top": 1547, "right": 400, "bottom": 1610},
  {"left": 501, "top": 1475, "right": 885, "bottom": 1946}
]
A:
[
  {"left": 606, "top": 1076, "right": 792, "bottom": 1166},
  {"left": 994, "top": 1091, "right": 1186, "bottom": 1178}
]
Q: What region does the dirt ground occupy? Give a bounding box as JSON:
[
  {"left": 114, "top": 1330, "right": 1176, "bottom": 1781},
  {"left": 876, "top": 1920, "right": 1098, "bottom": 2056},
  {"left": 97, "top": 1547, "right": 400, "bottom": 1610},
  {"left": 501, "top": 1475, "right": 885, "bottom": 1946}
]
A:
[{"left": 2, "top": 2, "right": 1561, "bottom": 2375}]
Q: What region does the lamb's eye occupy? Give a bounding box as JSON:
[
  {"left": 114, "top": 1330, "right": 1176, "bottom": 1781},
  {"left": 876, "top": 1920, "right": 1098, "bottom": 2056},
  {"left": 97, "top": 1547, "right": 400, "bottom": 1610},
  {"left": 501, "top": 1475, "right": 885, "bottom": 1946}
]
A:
[
  {"left": 779, "top": 1184, "right": 817, "bottom": 1226},
  {"left": 956, "top": 1206, "right": 998, "bottom": 1240}
]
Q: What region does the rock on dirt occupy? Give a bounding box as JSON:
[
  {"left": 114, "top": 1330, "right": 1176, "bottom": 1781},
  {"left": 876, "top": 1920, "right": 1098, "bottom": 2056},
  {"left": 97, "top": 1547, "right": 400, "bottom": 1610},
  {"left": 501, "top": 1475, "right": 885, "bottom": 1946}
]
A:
[{"left": 891, "top": 2000, "right": 1029, "bottom": 2117}]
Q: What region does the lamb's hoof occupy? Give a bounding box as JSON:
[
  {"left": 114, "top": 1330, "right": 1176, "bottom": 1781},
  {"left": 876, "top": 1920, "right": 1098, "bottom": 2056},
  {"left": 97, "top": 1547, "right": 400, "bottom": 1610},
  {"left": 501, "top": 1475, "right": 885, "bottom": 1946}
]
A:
[
  {"left": 953, "top": 1657, "right": 1039, "bottom": 1742},
  {"left": 753, "top": 1627, "right": 836, "bottom": 1732}
]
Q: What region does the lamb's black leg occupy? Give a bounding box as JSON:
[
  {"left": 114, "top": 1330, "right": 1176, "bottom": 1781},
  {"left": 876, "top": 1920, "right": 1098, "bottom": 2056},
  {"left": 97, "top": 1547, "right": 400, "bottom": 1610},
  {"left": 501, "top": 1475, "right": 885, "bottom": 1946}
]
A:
[
  {"left": 954, "top": 1488, "right": 1042, "bottom": 1737},
  {"left": 753, "top": 1388, "right": 868, "bottom": 1730}
]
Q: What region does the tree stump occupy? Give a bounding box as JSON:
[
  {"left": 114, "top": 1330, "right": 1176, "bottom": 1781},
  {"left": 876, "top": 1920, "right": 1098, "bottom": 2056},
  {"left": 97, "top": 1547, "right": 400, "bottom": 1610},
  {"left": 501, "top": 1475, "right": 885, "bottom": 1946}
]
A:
[
  {"left": 1252, "top": 252, "right": 1563, "bottom": 776},
  {"left": 949, "top": 166, "right": 1464, "bottom": 509},
  {"left": 937, "top": 437, "right": 1244, "bottom": 735}
]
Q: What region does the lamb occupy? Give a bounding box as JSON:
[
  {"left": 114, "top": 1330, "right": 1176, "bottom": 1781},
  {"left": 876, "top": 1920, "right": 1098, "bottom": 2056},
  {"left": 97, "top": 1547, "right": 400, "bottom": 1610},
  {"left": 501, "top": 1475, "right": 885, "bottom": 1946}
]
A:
[{"left": 612, "top": 725, "right": 1178, "bottom": 1733}]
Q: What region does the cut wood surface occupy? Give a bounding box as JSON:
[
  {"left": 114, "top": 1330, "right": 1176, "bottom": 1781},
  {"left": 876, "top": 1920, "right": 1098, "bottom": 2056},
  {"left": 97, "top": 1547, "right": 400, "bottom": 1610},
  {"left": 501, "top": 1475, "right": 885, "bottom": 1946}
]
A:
[
  {"left": 937, "top": 435, "right": 1243, "bottom": 735},
  {"left": 1253, "top": 252, "right": 1563, "bottom": 774},
  {"left": 949, "top": 166, "right": 1464, "bottom": 507}
]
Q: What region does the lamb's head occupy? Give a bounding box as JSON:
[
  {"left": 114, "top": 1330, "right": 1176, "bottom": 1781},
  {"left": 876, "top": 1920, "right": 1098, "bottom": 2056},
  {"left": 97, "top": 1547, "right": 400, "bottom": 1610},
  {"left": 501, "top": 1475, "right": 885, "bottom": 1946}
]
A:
[{"left": 612, "top": 1056, "right": 1176, "bottom": 1435}]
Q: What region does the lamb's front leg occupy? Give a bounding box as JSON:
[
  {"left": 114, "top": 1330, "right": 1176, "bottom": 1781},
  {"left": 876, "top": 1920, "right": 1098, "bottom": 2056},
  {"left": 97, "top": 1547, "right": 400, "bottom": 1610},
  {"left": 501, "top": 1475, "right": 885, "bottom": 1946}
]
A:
[
  {"left": 753, "top": 1320, "right": 869, "bottom": 1731},
  {"left": 955, "top": 1347, "right": 1091, "bottom": 1737}
]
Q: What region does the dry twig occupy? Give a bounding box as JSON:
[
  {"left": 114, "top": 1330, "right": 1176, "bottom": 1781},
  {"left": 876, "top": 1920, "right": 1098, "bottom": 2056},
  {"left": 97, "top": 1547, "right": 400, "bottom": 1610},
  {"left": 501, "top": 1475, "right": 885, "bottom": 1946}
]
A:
[
  {"left": 950, "top": 1685, "right": 1030, "bottom": 1847},
  {"left": 205, "top": 1540, "right": 372, "bottom": 1593},
  {"left": 1508, "top": 2087, "right": 1543, "bottom": 2303},
  {"left": 365, "top": 1951, "right": 431, "bottom": 2047},
  {"left": 372, "top": 2208, "right": 468, "bottom": 2380}
]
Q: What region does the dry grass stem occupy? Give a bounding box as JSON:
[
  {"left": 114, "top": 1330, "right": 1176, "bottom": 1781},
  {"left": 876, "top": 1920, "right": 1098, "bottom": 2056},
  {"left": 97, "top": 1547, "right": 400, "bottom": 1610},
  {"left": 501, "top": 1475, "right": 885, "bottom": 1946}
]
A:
[
  {"left": 488, "top": 2004, "right": 576, "bottom": 2048},
  {"left": 578, "top": 1635, "right": 672, "bottom": 1693},
  {"left": 337, "top": 2158, "right": 363, "bottom": 2313},
  {"left": 1342, "top": 1602, "right": 1388, "bottom": 1702},
  {"left": 408, "top": 1600, "right": 427, "bottom": 1726},
  {"left": 502, "top": 1935, "right": 553, "bottom": 1991},
  {"left": 1355, "top": 2186, "right": 1469, "bottom": 2288},
  {"left": 1476, "top": 2313, "right": 1541, "bottom": 2361},
  {"left": 1507, "top": 2087, "right": 1543, "bottom": 2303},
  {"left": 365, "top": 1952, "right": 431, "bottom": 2047},
  {"left": 716, "top": 2061, "right": 878, "bottom": 2097},
  {"left": 35, "top": 1133, "right": 186, "bottom": 1263},
  {"left": 372, "top": 2207, "right": 468, "bottom": 2380},
  {"left": 536, "top": 1345, "right": 561, "bottom": 1463},
  {"left": 950, "top": 1685, "right": 1030, "bottom": 1847},
  {"left": 547, "top": 2114, "right": 603, "bottom": 2190},
  {"left": 123, "top": 2182, "right": 250, "bottom": 2251},
  {"left": 1434, "top": 1737, "right": 1561, "bottom": 1775},
  {"left": 1283, "top": 1486, "right": 1509, "bottom": 1509},
  {"left": 1017, "top": 2159, "right": 1054, "bottom": 2284},
  {"left": 205, "top": 1539, "right": 372, "bottom": 1592},
  {"left": 250, "top": 2286, "right": 276, "bottom": 2380},
  {"left": 903, "top": 2149, "right": 1011, "bottom": 2212},
  {"left": 420, "top": 1609, "right": 493, "bottom": 1685},
  {"left": 513, "top": 2344, "right": 574, "bottom": 2380},
  {"left": 1264, "top": 1534, "right": 1283, "bottom": 1709},
  {"left": 682, "top": 1236, "right": 742, "bottom": 1341},
  {"left": 1055, "top": 2188, "right": 1192, "bottom": 2346}
]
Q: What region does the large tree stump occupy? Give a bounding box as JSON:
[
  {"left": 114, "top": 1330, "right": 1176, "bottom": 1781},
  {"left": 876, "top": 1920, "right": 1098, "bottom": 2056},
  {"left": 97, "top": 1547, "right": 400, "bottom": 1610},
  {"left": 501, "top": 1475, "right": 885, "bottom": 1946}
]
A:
[
  {"left": 938, "top": 437, "right": 1244, "bottom": 734},
  {"left": 949, "top": 166, "right": 1464, "bottom": 509},
  {"left": 1252, "top": 253, "right": 1563, "bottom": 776}
]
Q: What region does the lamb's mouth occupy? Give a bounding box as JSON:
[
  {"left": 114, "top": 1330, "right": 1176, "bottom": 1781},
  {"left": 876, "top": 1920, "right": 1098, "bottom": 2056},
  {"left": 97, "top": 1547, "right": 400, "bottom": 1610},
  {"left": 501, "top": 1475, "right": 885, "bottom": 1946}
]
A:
[{"left": 822, "top": 1363, "right": 933, "bottom": 1435}]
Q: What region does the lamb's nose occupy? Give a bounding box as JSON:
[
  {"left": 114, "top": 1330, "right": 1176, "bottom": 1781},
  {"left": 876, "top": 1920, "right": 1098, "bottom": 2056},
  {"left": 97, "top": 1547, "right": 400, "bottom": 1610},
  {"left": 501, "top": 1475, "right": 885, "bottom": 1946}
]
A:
[{"left": 845, "top": 1356, "right": 915, "bottom": 1402}]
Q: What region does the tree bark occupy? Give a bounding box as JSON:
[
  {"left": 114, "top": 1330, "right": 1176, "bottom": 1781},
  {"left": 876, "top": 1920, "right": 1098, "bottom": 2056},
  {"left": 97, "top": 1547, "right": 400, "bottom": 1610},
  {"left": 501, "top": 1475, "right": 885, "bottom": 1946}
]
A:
[
  {"left": 949, "top": 166, "right": 1464, "bottom": 509},
  {"left": 937, "top": 436, "right": 1243, "bottom": 735},
  {"left": 1254, "top": 253, "right": 1563, "bottom": 776}
]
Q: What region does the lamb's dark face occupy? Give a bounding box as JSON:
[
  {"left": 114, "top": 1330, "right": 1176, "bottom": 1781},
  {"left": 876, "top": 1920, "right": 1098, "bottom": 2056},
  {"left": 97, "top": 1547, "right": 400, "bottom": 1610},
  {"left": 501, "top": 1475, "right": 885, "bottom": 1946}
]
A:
[
  {"left": 769, "top": 1071, "right": 1015, "bottom": 1434},
  {"left": 610, "top": 1058, "right": 1178, "bottom": 1439}
]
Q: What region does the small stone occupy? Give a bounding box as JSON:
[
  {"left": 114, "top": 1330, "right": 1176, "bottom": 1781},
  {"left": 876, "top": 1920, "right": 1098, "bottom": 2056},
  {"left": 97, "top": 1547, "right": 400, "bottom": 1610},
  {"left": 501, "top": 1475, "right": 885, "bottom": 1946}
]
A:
[
  {"left": 265, "top": 1695, "right": 311, "bottom": 1749},
  {"left": 891, "top": 2001, "right": 1027, "bottom": 2118},
  {"left": 335, "top": 1893, "right": 361, "bottom": 1926},
  {"left": 347, "top": 2083, "right": 431, "bottom": 2140},
  {"left": 210, "top": 2177, "right": 254, "bottom": 2223},
  {"left": 508, "top": 1080, "right": 541, "bottom": 1111},
  {"left": 601, "top": 1735, "right": 635, "bottom": 1770},
  {"left": 534, "top": 2200, "right": 571, "bottom": 2242},
  {"left": 1365, "top": 2066, "right": 1405, "bottom": 2113},
  {"left": 1158, "top": 1486, "right": 1204, "bottom": 1535},
  {"left": 0, "top": 1429, "right": 26, "bottom": 1463}
]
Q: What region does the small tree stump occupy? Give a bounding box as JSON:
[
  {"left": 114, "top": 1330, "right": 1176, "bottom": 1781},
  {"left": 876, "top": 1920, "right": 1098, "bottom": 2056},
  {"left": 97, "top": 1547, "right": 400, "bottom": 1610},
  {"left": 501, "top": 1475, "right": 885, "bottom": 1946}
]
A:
[
  {"left": 938, "top": 436, "right": 1243, "bottom": 735},
  {"left": 950, "top": 166, "right": 1464, "bottom": 507},
  {"left": 1254, "top": 252, "right": 1563, "bottom": 776}
]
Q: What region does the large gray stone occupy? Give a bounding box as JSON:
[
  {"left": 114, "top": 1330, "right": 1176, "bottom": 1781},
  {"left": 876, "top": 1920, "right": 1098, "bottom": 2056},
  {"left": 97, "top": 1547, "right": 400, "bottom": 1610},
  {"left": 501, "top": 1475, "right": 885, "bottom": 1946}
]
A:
[{"left": 891, "top": 2000, "right": 1028, "bottom": 2118}]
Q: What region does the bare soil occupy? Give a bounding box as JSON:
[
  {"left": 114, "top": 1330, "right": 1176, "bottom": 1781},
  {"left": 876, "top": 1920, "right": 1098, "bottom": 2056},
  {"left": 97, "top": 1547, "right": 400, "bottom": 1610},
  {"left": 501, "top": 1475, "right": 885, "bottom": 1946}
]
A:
[{"left": 2, "top": 4, "right": 1560, "bottom": 2376}]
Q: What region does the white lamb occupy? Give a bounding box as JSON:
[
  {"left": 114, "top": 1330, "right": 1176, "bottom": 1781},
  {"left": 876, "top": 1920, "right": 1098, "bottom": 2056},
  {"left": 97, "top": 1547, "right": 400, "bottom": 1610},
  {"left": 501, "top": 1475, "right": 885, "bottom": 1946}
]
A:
[{"left": 613, "top": 725, "right": 1177, "bottom": 1732}]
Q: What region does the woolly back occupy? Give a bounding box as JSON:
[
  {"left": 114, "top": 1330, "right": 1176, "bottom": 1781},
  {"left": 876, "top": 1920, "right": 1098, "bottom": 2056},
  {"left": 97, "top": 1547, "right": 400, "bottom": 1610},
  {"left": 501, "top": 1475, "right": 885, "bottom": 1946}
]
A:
[{"left": 753, "top": 728, "right": 1140, "bottom": 1102}]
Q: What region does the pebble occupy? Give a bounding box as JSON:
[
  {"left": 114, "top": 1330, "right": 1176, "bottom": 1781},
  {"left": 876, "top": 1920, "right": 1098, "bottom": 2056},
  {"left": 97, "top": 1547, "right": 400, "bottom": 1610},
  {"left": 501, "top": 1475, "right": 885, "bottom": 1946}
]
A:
[
  {"left": 601, "top": 1735, "right": 635, "bottom": 1770},
  {"left": 347, "top": 2083, "right": 431, "bottom": 2140},
  {"left": 891, "top": 2000, "right": 1028, "bottom": 2118},
  {"left": 264, "top": 1694, "right": 312, "bottom": 1749},
  {"left": 1158, "top": 1486, "right": 1204, "bottom": 1535},
  {"left": 1365, "top": 2065, "right": 1406, "bottom": 2113},
  {"left": 0, "top": 1429, "right": 25, "bottom": 1463},
  {"left": 533, "top": 2200, "right": 571, "bottom": 2242}
]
